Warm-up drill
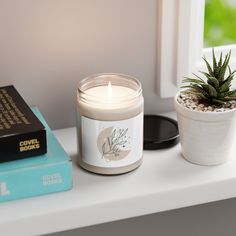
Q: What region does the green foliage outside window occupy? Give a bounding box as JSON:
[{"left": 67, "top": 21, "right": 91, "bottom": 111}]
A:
[{"left": 204, "top": 0, "right": 236, "bottom": 47}]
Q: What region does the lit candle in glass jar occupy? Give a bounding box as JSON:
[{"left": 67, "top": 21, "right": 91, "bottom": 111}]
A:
[{"left": 76, "top": 73, "right": 144, "bottom": 175}]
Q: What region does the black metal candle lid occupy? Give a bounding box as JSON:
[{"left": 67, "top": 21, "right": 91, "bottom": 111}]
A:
[{"left": 144, "top": 115, "right": 179, "bottom": 150}]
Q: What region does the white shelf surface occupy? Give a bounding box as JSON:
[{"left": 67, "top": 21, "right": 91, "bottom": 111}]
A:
[{"left": 1, "top": 112, "right": 236, "bottom": 235}]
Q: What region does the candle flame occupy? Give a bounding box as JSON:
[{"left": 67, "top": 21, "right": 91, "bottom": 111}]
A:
[{"left": 108, "top": 81, "right": 112, "bottom": 98}]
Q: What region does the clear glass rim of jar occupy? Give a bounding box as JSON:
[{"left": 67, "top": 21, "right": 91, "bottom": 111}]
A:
[{"left": 78, "top": 73, "right": 142, "bottom": 105}]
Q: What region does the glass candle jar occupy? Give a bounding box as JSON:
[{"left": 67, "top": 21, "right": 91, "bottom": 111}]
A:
[{"left": 76, "top": 73, "right": 144, "bottom": 175}]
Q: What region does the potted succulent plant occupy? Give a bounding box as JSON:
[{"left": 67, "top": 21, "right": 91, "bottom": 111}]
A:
[{"left": 174, "top": 49, "right": 236, "bottom": 165}]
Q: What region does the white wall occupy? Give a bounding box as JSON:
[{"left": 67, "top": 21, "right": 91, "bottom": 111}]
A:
[{"left": 0, "top": 0, "right": 174, "bottom": 129}]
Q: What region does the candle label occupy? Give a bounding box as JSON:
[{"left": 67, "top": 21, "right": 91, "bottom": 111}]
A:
[{"left": 81, "top": 113, "right": 143, "bottom": 168}]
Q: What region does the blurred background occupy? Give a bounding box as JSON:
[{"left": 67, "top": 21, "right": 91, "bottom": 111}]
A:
[{"left": 205, "top": 0, "right": 236, "bottom": 47}]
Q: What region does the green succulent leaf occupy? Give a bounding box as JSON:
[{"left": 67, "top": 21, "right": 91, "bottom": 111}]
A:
[
  {"left": 217, "top": 52, "right": 223, "bottom": 68},
  {"left": 212, "top": 48, "right": 217, "bottom": 71},
  {"left": 192, "top": 73, "right": 206, "bottom": 82},
  {"left": 181, "top": 49, "right": 236, "bottom": 106},
  {"left": 196, "top": 93, "right": 211, "bottom": 102},
  {"left": 231, "top": 69, "right": 236, "bottom": 75},
  {"left": 212, "top": 98, "right": 225, "bottom": 105},
  {"left": 182, "top": 77, "right": 205, "bottom": 85},
  {"left": 199, "top": 71, "right": 212, "bottom": 81},
  {"left": 203, "top": 84, "right": 218, "bottom": 97},
  {"left": 207, "top": 76, "right": 219, "bottom": 89},
  {"left": 218, "top": 51, "right": 231, "bottom": 81},
  {"left": 219, "top": 75, "right": 234, "bottom": 92},
  {"left": 215, "top": 52, "right": 223, "bottom": 77},
  {"left": 203, "top": 57, "right": 213, "bottom": 76},
  {"left": 181, "top": 84, "right": 203, "bottom": 92}
]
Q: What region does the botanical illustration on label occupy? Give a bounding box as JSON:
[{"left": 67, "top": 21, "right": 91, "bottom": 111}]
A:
[
  {"left": 97, "top": 127, "right": 131, "bottom": 161},
  {"left": 81, "top": 113, "right": 143, "bottom": 168}
]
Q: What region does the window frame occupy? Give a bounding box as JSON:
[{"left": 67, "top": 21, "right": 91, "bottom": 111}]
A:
[{"left": 158, "top": 0, "right": 236, "bottom": 98}]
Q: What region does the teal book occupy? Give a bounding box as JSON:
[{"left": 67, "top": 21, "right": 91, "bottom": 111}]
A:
[{"left": 0, "top": 108, "right": 72, "bottom": 203}]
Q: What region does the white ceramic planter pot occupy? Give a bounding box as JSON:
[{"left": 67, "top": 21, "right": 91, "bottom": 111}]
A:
[{"left": 174, "top": 93, "right": 236, "bottom": 165}]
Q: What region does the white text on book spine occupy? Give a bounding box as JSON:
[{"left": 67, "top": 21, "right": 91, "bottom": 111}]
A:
[
  {"left": 43, "top": 173, "right": 63, "bottom": 186},
  {"left": 0, "top": 182, "right": 10, "bottom": 196}
]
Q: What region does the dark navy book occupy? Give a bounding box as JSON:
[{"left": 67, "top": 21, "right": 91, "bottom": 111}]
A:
[{"left": 0, "top": 86, "right": 47, "bottom": 162}]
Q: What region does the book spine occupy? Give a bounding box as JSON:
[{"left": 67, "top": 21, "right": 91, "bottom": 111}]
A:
[
  {"left": 0, "top": 162, "right": 72, "bottom": 202},
  {"left": 0, "top": 130, "right": 47, "bottom": 163}
]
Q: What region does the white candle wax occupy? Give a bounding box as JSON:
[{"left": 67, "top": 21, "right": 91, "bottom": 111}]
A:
[
  {"left": 84, "top": 83, "right": 135, "bottom": 106},
  {"left": 85, "top": 85, "right": 134, "bottom": 99}
]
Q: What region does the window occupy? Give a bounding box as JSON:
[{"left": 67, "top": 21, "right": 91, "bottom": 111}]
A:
[
  {"left": 159, "top": 0, "right": 236, "bottom": 98},
  {"left": 203, "top": 0, "right": 236, "bottom": 87},
  {"left": 205, "top": 0, "right": 236, "bottom": 47}
]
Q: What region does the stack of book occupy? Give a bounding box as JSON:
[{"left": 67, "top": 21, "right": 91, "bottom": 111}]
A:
[{"left": 0, "top": 86, "right": 72, "bottom": 202}]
